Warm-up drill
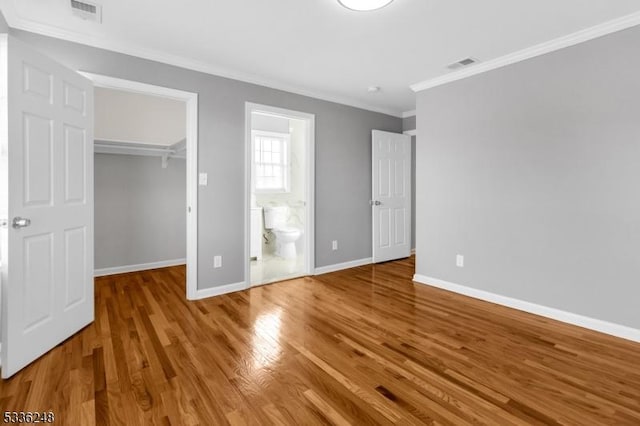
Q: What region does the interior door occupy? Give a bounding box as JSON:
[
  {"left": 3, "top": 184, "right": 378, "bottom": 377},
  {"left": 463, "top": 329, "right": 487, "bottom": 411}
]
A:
[
  {"left": 372, "top": 130, "right": 411, "bottom": 263},
  {"left": 0, "top": 35, "right": 94, "bottom": 378}
]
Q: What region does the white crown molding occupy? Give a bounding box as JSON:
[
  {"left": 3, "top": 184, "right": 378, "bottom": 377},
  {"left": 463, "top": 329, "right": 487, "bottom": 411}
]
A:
[
  {"left": 1, "top": 6, "right": 404, "bottom": 117},
  {"left": 411, "top": 11, "right": 640, "bottom": 92},
  {"left": 403, "top": 129, "right": 416, "bottom": 136},
  {"left": 401, "top": 110, "right": 416, "bottom": 118},
  {"left": 413, "top": 274, "right": 640, "bottom": 343}
]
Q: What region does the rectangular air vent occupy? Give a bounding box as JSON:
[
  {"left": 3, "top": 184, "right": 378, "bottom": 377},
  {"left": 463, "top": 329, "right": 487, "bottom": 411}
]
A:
[
  {"left": 447, "top": 57, "right": 478, "bottom": 70},
  {"left": 70, "top": 0, "right": 102, "bottom": 23}
]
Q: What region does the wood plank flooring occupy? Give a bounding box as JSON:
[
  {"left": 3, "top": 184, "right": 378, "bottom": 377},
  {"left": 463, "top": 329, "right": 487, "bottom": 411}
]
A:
[{"left": 1, "top": 257, "right": 639, "bottom": 425}]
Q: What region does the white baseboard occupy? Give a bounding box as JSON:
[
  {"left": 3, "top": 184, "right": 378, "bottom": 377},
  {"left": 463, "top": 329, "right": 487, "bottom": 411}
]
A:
[
  {"left": 413, "top": 274, "right": 640, "bottom": 343},
  {"left": 188, "top": 281, "right": 247, "bottom": 300},
  {"left": 314, "top": 257, "right": 372, "bottom": 275},
  {"left": 94, "top": 258, "right": 186, "bottom": 277}
]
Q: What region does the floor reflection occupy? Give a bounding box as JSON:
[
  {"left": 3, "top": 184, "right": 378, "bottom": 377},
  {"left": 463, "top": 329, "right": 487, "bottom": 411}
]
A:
[{"left": 251, "top": 307, "right": 283, "bottom": 370}]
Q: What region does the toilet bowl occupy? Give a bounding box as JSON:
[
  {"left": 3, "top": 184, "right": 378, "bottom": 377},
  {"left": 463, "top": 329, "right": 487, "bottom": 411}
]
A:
[
  {"left": 263, "top": 206, "right": 302, "bottom": 259},
  {"left": 273, "top": 227, "right": 302, "bottom": 259}
]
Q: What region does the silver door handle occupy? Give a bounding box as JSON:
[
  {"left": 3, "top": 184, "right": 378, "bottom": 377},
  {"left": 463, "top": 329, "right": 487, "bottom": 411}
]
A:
[
  {"left": 12, "top": 217, "right": 31, "bottom": 229},
  {"left": 370, "top": 200, "right": 382, "bottom": 206}
]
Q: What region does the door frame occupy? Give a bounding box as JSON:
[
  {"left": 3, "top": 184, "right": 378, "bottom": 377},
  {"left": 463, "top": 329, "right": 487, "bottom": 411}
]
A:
[
  {"left": 244, "top": 102, "right": 315, "bottom": 287},
  {"left": 79, "top": 72, "right": 199, "bottom": 299}
]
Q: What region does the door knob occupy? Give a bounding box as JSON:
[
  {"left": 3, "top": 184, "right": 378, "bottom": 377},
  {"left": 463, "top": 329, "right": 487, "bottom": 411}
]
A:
[
  {"left": 12, "top": 217, "right": 31, "bottom": 229},
  {"left": 369, "top": 200, "right": 382, "bottom": 206}
]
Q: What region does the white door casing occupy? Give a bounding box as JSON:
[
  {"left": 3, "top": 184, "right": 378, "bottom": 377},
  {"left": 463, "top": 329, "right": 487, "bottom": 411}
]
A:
[
  {"left": 0, "top": 35, "right": 94, "bottom": 378},
  {"left": 372, "top": 130, "right": 411, "bottom": 263}
]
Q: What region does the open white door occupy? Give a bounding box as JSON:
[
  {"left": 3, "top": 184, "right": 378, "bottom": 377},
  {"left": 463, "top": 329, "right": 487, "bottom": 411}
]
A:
[
  {"left": 372, "top": 130, "right": 411, "bottom": 263},
  {"left": 0, "top": 35, "right": 94, "bottom": 378}
]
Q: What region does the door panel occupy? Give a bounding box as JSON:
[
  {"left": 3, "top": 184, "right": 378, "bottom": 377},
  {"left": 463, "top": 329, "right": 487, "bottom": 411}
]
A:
[
  {"left": 1, "top": 35, "right": 94, "bottom": 378},
  {"left": 24, "top": 233, "right": 54, "bottom": 329},
  {"left": 372, "top": 130, "right": 411, "bottom": 263},
  {"left": 64, "top": 124, "right": 87, "bottom": 203}
]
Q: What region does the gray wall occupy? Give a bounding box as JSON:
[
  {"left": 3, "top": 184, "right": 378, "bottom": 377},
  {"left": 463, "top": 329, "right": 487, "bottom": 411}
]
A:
[
  {"left": 10, "top": 29, "right": 401, "bottom": 289},
  {"left": 416, "top": 25, "right": 640, "bottom": 329},
  {"left": 402, "top": 117, "right": 417, "bottom": 250},
  {"left": 95, "top": 154, "right": 186, "bottom": 269},
  {"left": 402, "top": 115, "right": 416, "bottom": 132},
  {"left": 0, "top": 11, "right": 7, "bottom": 33}
]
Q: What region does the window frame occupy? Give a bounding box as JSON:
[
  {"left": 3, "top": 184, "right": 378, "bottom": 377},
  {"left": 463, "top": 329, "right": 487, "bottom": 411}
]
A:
[{"left": 251, "top": 130, "right": 291, "bottom": 193}]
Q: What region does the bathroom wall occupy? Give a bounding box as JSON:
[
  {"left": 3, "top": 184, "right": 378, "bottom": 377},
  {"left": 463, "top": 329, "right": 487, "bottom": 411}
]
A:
[{"left": 253, "top": 114, "right": 307, "bottom": 254}]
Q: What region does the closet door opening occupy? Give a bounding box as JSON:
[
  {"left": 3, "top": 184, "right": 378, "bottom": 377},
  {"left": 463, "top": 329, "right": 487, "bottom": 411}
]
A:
[{"left": 83, "top": 73, "right": 198, "bottom": 298}]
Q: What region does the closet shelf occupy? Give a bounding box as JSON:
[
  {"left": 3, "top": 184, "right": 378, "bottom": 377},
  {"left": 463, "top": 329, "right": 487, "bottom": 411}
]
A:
[{"left": 94, "top": 138, "right": 186, "bottom": 167}]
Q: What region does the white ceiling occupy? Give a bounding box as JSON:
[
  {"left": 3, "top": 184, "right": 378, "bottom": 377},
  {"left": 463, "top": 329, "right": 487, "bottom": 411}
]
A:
[{"left": 2, "top": 0, "right": 640, "bottom": 116}]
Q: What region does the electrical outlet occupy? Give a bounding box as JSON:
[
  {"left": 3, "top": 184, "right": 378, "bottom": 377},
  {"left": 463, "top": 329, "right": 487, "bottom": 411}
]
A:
[
  {"left": 456, "top": 254, "right": 464, "bottom": 268},
  {"left": 199, "top": 173, "right": 208, "bottom": 186},
  {"left": 214, "top": 255, "right": 222, "bottom": 268},
  {"left": 332, "top": 240, "right": 338, "bottom": 251}
]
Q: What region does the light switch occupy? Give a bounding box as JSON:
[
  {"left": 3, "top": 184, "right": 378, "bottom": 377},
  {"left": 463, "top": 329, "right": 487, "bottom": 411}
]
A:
[{"left": 199, "top": 173, "right": 208, "bottom": 186}]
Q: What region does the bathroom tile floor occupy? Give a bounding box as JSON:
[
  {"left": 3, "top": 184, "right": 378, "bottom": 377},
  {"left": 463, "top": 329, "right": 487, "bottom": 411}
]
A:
[{"left": 250, "top": 253, "right": 306, "bottom": 285}]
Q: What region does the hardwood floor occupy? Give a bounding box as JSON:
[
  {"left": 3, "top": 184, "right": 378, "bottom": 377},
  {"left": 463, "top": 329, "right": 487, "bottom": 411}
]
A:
[{"left": 1, "top": 257, "right": 639, "bottom": 425}]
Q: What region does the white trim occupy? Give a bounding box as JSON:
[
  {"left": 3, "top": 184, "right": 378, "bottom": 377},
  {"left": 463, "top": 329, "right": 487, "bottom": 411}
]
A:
[
  {"left": 413, "top": 275, "right": 640, "bottom": 343},
  {"left": 411, "top": 11, "right": 640, "bottom": 92},
  {"left": 314, "top": 258, "right": 372, "bottom": 275},
  {"left": 410, "top": 248, "right": 416, "bottom": 255},
  {"left": 95, "top": 259, "right": 186, "bottom": 277},
  {"left": 190, "top": 281, "right": 247, "bottom": 300},
  {"left": 245, "top": 103, "right": 316, "bottom": 289},
  {"left": 403, "top": 129, "right": 416, "bottom": 136},
  {"left": 1, "top": 9, "right": 402, "bottom": 117},
  {"left": 81, "top": 72, "right": 199, "bottom": 300},
  {"left": 401, "top": 110, "right": 416, "bottom": 118}
]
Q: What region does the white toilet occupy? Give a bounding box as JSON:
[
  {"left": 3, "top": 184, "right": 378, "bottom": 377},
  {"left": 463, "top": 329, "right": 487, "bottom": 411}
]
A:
[{"left": 263, "top": 206, "right": 302, "bottom": 259}]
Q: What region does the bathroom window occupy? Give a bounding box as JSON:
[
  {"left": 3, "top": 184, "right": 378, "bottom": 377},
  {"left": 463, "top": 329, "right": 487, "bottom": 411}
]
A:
[{"left": 252, "top": 131, "right": 290, "bottom": 193}]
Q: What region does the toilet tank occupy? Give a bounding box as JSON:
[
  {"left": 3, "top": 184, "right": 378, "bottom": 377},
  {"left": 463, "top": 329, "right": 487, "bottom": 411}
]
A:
[{"left": 264, "top": 206, "right": 288, "bottom": 229}]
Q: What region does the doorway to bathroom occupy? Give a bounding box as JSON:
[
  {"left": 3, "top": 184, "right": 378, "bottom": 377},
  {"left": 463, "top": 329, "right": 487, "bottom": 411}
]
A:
[{"left": 245, "top": 103, "right": 315, "bottom": 286}]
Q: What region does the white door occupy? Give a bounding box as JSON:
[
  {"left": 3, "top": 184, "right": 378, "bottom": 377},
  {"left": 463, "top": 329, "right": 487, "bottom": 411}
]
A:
[
  {"left": 0, "top": 35, "right": 94, "bottom": 378},
  {"left": 372, "top": 130, "right": 411, "bottom": 263}
]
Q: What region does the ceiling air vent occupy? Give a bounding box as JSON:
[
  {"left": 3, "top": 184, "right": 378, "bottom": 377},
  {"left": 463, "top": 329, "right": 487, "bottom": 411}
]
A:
[
  {"left": 70, "top": 0, "right": 102, "bottom": 23},
  {"left": 447, "top": 57, "right": 478, "bottom": 71}
]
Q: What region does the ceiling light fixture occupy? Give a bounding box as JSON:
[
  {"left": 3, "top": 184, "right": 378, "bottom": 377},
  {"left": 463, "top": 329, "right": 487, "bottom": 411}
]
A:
[{"left": 338, "top": 0, "right": 394, "bottom": 12}]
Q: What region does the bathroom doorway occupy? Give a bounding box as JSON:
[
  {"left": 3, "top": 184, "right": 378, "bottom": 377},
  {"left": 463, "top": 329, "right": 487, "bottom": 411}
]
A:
[{"left": 245, "top": 103, "right": 315, "bottom": 286}]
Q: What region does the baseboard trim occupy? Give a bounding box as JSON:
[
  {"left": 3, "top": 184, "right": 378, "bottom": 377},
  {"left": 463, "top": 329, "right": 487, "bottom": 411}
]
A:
[
  {"left": 189, "top": 281, "right": 247, "bottom": 301},
  {"left": 413, "top": 274, "right": 640, "bottom": 343},
  {"left": 94, "top": 258, "right": 186, "bottom": 277},
  {"left": 314, "top": 258, "right": 372, "bottom": 275}
]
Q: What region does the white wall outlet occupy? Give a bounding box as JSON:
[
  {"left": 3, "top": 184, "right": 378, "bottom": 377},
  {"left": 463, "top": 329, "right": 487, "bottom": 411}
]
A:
[
  {"left": 332, "top": 240, "right": 338, "bottom": 251},
  {"left": 199, "top": 172, "right": 208, "bottom": 186},
  {"left": 214, "top": 255, "right": 222, "bottom": 268},
  {"left": 456, "top": 254, "right": 464, "bottom": 268}
]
